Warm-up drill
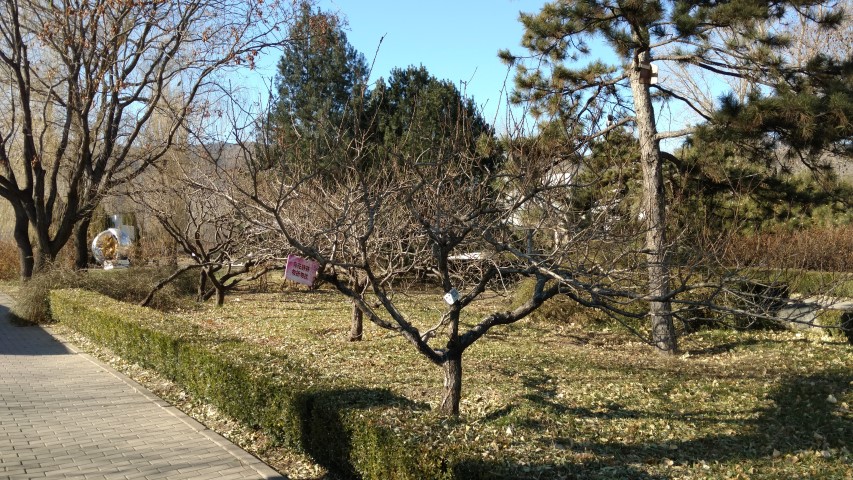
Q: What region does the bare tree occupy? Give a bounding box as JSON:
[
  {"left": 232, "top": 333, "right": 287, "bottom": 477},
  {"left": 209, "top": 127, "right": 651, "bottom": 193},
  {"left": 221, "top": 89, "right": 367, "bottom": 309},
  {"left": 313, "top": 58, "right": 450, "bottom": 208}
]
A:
[
  {"left": 184, "top": 74, "right": 852, "bottom": 418},
  {"left": 191, "top": 89, "right": 694, "bottom": 415},
  {"left": 132, "top": 146, "right": 279, "bottom": 307},
  {"left": 0, "top": 0, "right": 305, "bottom": 279}
]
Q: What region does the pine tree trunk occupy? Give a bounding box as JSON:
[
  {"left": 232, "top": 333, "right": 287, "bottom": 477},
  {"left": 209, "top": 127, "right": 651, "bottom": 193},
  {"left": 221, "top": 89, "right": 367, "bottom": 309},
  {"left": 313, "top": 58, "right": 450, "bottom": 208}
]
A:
[
  {"left": 630, "top": 48, "right": 677, "bottom": 354},
  {"left": 440, "top": 351, "right": 462, "bottom": 416},
  {"left": 73, "top": 217, "right": 92, "bottom": 270}
]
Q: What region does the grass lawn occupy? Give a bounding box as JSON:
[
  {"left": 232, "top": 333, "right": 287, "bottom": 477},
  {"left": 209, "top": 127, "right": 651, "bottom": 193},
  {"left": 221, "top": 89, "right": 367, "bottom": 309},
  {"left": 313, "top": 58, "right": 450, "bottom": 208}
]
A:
[{"left": 159, "top": 288, "right": 853, "bottom": 479}]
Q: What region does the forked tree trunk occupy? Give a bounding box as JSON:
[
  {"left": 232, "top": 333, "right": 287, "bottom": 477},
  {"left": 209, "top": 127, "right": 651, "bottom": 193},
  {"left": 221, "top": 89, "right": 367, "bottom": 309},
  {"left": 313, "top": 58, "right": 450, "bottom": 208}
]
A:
[
  {"left": 440, "top": 351, "right": 462, "bottom": 416},
  {"left": 630, "top": 46, "right": 677, "bottom": 354},
  {"left": 214, "top": 286, "right": 225, "bottom": 307},
  {"left": 200, "top": 271, "right": 227, "bottom": 307},
  {"left": 31, "top": 241, "right": 55, "bottom": 275}
]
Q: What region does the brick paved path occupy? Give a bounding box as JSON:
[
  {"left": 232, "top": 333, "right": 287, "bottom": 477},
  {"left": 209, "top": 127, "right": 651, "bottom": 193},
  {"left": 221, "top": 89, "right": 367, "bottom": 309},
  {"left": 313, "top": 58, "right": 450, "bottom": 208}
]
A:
[{"left": 0, "top": 293, "right": 284, "bottom": 479}]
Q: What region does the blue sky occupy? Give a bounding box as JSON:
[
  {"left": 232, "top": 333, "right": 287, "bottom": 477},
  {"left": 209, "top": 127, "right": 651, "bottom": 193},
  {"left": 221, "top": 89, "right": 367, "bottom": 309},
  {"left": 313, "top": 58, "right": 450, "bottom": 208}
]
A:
[
  {"left": 241, "top": 0, "right": 691, "bottom": 138},
  {"left": 317, "top": 0, "right": 545, "bottom": 128}
]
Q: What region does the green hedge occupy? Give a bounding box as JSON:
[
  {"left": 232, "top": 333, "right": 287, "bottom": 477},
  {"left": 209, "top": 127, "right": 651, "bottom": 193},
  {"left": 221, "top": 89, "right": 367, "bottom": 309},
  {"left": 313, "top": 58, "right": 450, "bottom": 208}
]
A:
[{"left": 49, "top": 289, "right": 470, "bottom": 479}]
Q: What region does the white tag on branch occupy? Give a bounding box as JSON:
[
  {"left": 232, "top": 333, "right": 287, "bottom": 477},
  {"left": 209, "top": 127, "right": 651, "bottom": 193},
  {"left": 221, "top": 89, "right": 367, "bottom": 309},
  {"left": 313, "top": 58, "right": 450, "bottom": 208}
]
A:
[{"left": 443, "top": 288, "right": 460, "bottom": 305}]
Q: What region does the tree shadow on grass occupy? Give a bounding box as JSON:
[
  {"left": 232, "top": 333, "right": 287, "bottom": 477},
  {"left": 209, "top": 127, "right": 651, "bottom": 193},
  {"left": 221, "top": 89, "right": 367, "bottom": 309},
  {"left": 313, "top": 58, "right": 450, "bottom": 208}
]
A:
[
  {"left": 684, "top": 338, "right": 761, "bottom": 356},
  {"left": 455, "top": 370, "right": 852, "bottom": 479}
]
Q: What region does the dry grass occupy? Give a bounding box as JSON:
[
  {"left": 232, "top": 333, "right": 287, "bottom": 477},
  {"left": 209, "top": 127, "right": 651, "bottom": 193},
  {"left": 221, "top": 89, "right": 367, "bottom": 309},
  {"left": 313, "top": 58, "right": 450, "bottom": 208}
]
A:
[
  {"left": 159, "top": 288, "right": 853, "bottom": 479},
  {"left": 727, "top": 225, "right": 853, "bottom": 272},
  {"left": 0, "top": 239, "right": 20, "bottom": 281}
]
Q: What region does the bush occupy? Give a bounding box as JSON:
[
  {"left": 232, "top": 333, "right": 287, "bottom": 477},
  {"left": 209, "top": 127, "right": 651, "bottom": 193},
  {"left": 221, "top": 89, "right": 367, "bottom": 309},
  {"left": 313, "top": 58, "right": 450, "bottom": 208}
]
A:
[
  {"left": 11, "top": 266, "right": 199, "bottom": 324},
  {"left": 0, "top": 239, "right": 19, "bottom": 281},
  {"left": 510, "top": 275, "right": 794, "bottom": 334},
  {"left": 511, "top": 277, "right": 628, "bottom": 330},
  {"left": 51, "top": 290, "right": 314, "bottom": 447},
  {"left": 82, "top": 266, "right": 199, "bottom": 310},
  {"left": 10, "top": 267, "right": 83, "bottom": 324},
  {"left": 726, "top": 225, "right": 853, "bottom": 272},
  {"left": 839, "top": 311, "right": 853, "bottom": 345}
]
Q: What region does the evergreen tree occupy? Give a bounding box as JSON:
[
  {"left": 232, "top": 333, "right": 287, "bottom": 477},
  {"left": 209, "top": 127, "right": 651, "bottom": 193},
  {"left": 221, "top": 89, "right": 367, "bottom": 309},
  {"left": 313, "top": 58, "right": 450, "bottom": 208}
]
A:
[
  {"left": 269, "top": 3, "right": 368, "bottom": 170},
  {"left": 370, "top": 66, "right": 496, "bottom": 172},
  {"left": 504, "top": 0, "right": 845, "bottom": 353},
  {"left": 696, "top": 56, "right": 853, "bottom": 167}
]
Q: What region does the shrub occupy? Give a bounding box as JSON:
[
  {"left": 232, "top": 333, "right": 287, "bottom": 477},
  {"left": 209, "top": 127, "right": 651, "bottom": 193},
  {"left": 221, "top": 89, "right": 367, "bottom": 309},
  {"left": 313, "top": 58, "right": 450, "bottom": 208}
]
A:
[
  {"left": 82, "top": 266, "right": 199, "bottom": 310},
  {"left": 510, "top": 275, "right": 795, "bottom": 334},
  {"left": 0, "top": 239, "right": 19, "bottom": 281},
  {"left": 726, "top": 225, "right": 853, "bottom": 272},
  {"left": 10, "top": 267, "right": 83, "bottom": 324},
  {"left": 50, "top": 290, "right": 313, "bottom": 447},
  {"left": 837, "top": 311, "right": 853, "bottom": 345},
  {"left": 511, "top": 277, "right": 606, "bottom": 326},
  {"left": 12, "top": 266, "right": 199, "bottom": 324}
]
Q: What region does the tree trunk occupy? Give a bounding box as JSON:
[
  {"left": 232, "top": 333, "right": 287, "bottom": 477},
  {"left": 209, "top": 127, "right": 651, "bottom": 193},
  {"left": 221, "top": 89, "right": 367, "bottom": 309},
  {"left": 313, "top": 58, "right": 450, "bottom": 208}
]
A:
[
  {"left": 201, "top": 270, "right": 226, "bottom": 307},
  {"left": 197, "top": 269, "right": 208, "bottom": 302},
  {"left": 73, "top": 216, "right": 92, "bottom": 270},
  {"left": 13, "top": 206, "right": 34, "bottom": 280},
  {"left": 440, "top": 351, "right": 462, "bottom": 416},
  {"left": 214, "top": 286, "right": 225, "bottom": 307},
  {"left": 630, "top": 48, "right": 677, "bottom": 354},
  {"left": 31, "top": 251, "right": 45, "bottom": 274},
  {"left": 348, "top": 277, "right": 365, "bottom": 341},
  {"left": 349, "top": 300, "right": 363, "bottom": 341}
]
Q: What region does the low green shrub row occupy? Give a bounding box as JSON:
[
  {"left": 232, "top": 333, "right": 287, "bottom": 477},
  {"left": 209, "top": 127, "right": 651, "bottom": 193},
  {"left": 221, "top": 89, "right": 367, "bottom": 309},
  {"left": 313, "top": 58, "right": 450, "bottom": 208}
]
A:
[
  {"left": 50, "top": 289, "right": 310, "bottom": 447},
  {"left": 12, "top": 266, "right": 198, "bottom": 324},
  {"left": 49, "top": 289, "right": 480, "bottom": 479}
]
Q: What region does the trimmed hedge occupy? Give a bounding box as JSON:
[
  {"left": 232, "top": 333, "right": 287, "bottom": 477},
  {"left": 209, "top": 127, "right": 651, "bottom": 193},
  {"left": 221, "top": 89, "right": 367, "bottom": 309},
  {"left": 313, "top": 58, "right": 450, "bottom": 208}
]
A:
[
  {"left": 49, "top": 289, "right": 471, "bottom": 479},
  {"left": 50, "top": 289, "right": 310, "bottom": 447}
]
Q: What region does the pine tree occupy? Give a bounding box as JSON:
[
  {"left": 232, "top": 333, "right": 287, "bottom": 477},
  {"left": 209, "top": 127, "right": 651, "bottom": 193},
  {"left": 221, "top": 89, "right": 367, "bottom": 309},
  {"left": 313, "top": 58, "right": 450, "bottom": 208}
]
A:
[
  {"left": 698, "top": 56, "right": 853, "bottom": 164},
  {"left": 504, "top": 0, "right": 846, "bottom": 353},
  {"left": 370, "top": 66, "right": 495, "bottom": 171},
  {"left": 269, "top": 3, "right": 368, "bottom": 170}
]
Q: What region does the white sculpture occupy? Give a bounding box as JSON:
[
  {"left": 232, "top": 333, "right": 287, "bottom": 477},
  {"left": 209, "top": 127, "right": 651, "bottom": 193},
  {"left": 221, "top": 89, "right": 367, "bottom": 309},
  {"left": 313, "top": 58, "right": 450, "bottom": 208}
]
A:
[{"left": 92, "top": 223, "right": 135, "bottom": 269}]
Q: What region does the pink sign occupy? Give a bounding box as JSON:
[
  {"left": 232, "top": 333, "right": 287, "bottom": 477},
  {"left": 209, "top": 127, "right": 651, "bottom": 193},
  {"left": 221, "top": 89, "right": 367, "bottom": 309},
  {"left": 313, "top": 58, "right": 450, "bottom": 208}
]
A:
[{"left": 285, "top": 254, "right": 319, "bottom": 286}]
